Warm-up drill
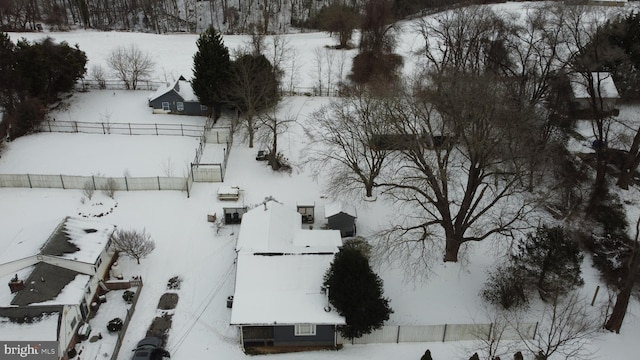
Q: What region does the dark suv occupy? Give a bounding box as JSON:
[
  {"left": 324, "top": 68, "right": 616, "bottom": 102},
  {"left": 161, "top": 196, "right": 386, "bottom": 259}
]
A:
[{"left": 132, "top": 337, "right": 170, "bottom": 360}]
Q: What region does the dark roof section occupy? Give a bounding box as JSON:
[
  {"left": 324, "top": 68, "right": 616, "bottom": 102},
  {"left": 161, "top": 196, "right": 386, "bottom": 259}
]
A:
[
  {"left": 0, "top": 305, "right": 62, "bottom": 323},
  {"left": 40, "top": 217, "right": 80, "bottom": 257},
  {"left": 11, "top": 262, "right": 83, "bottom": 306}
]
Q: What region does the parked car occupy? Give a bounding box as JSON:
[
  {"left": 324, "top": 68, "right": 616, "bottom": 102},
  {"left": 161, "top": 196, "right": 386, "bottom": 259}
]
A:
[
  {"left": 132, "top": 337, "right": 170, "bottom": 360},
  {"left": 256, "top": 150, "right": 269, "bottom": 161}
]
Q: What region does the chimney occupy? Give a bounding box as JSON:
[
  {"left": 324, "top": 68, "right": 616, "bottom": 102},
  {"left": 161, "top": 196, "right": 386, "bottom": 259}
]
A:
[{"left": 8, "top": 275, "right": 25, "bottom": 293}]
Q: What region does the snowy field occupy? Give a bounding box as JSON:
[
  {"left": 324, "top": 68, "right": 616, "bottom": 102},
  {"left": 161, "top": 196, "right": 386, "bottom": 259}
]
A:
[{"left": 1, "top": 2, "right": 640, "bottom": 360}]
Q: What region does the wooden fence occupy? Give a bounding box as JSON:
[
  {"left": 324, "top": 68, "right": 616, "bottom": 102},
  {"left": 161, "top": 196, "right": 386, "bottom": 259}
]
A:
[
  {"left": 338, "top": 322, "right": 538, "bottom": 345},
  {"left": 110, "top": 277, "right": 144, "bottom": 360},
  {"left": 40, "top": 120, "right": 205, "bottom": 137}
]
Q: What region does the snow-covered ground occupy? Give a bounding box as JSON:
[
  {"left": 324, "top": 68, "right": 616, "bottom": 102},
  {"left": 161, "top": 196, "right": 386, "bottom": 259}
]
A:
[{"left": 1, "top": 2, "right": 640, "bottom": 359}]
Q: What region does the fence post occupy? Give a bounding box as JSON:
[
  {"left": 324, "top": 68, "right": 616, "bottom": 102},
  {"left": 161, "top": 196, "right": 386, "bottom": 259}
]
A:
[
  {"left": 27, "top": 174, "right": 32, "bottom": 188},
  {"left": 101, "top": 122, "right": 106, "bottom": 134},
  {"left": 181, "top": 124, "right": 184, "bottom": 136},
  {"left": 591, "top": 285, "right": 600, "bottom": 306},
  {"left": 124, "top": 177, "right": 129, "bottom": 191},
  {"left": 60, "top": 174, "right": 65, "bottom": 189},
  {"left": 396, "top": 325, "right": 400, "bottom": 343},
  {"left": 532, "top": 321, "right": 538, "bottom": 340},
  {"left": 157, "top": 176, "right": 161, "bottom": 190},
  {"left": 129, "top": 123, "right": 132, "bottom": 135},
  {"left": 155, "top": 123, "right": 158, "bottom": 135},
  {"left": 48, "top": 121, "right": 52, "bottom": 132},
  {"left": 442, "top": 323, "right": 448, "bottom": 342},
  {"left": 92, "top": 175, "right": 96, "bottom": 190}
]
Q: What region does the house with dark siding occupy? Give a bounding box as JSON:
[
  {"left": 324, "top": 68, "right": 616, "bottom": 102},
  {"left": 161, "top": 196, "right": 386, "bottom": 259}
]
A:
[
  {"left": 148, "top": 76, "right": 209, "bottom": 116},
  {"left": 230, "top": 201, "right": 345, "bottom": 352}
]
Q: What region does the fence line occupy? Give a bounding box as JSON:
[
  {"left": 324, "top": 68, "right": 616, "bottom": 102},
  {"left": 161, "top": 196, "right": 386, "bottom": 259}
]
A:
[
  {"left": 338, "top": 322, "right": 538, "bottom": 345},
  {"left": 0, "top": 174, "right": 190, "bottom": 192},
  {"left": 77, "top": 79, "right": 165, "bottom": 91},
  {"left": 40, "top": 120, "right": 205, "bottom": 137},
  {"left": 110, "top": 278, "right": 144, "bottom": 360}
]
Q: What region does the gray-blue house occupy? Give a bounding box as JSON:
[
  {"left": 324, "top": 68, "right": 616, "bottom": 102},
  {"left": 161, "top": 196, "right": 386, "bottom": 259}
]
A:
[
  {"left": 230, "top": 201, "right": 345, "bottom": 352},
  {"left": 148, "top": 76, "right": 209, "bottom": 116}
]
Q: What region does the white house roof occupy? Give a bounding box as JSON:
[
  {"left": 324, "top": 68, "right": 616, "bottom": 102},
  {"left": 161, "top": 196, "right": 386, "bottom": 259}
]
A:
[
  {"left": 149, "top": 76, "right": 198, "bottom": 102},
  {"left": 231, "top": 201, "right": 345, "bottom": 325},
  {"left": 570, "top": 72, "right": 620, "bottom": 100},
  {"left": 57, "top": 217, "right": 115, "bottom": 264},
  {"left": 324, "top": 202, "right": 357, "bottom": 218},
  {"left": 236, "top": 201, "right": 342, "bottom": 254},
  {"left": 0, "top": 218, "right": 61, "bottom": 264},
  {"left": 230, "top": 252, "right": 346, "bottom": 325},
  {"left": 0, "top": 312, "right": 60, "bottom": 341}
]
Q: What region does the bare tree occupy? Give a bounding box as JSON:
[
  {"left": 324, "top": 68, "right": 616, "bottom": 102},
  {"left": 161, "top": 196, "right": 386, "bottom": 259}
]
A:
[
  {"left": 516, "top": 292, "right": 597, "bottom": 360},
  {"left": 90, "top": 64, "right": 107, "bottom": 89},
  {"left": 375, "top": 69, "right": 536, "bottom": 265},
  {"left": 305, "top": 88, "right": 394, "bottom": 199},
  {"left": 605, "top": 215, "right": 640, "bottom": 333},
  {"left": 255, "top": 104, "right": 296, "bottom": 171},
  {"left": 107, "top": 44, "right": 155, "bottom": 90},
  {"left": 226, "top": 52, "right": 280, "bottom": 147},
  {"left": 111, "top": 228, "right": 156, "bottom": 264}
]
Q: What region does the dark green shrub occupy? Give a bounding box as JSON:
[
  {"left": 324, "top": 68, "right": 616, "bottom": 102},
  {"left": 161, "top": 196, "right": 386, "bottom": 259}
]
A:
[{"left": 482, "top": 264, "right": 528, "bottom": 309}]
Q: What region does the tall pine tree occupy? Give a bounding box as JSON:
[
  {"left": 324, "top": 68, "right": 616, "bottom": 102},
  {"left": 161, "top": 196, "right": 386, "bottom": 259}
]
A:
[
  {"left": 192, "top": 26, "right": 232, "bottom": 118},
  {"left": 324, "top": 245, "right": 392, "bottom": 339}
]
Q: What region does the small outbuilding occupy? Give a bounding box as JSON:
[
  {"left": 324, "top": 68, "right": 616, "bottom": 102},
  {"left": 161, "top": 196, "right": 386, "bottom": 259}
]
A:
[
  {"left": 569, "top": 72, "right": 620, "bottom": 117},
  {"left": 324, "top": 202, "right": 357, "bottom": 238},
  {"left": 297, "top": 202, "right": 315, "bottom": 224},
  {"left": 223, "top": 207, "right": 248, "bottom": 224},
  {"left": 148, "top": 75, "right": 209, "bottom": 116}
]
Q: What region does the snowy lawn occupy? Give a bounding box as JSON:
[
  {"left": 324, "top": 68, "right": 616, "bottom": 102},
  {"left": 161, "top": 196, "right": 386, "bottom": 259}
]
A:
[
  {"left": 0, "top": 96, "right": 639, "bottom": 360},
  {"left": 2, "top": 2, "right": 640, "bottom": 358}
]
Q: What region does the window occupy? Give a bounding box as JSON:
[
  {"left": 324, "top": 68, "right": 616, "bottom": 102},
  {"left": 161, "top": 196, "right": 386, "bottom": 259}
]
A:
[
  {"left": 176, "top": 102, "right": 184, "bottom": 111},
  {"left": 294, "top": 324, "right": 316, "bottom": 336},
  {"left": 200, "top": 105, "right": 208, "bottom": 111},
  {"left": 162, "top": 102, "right": 170, "bottom": 111}
]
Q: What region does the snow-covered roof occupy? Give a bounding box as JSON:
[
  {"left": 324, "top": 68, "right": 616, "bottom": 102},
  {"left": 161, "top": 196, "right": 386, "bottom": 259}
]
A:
[
  {"left": 148, "top": 76, "right": 199, "bottom": 102},
  {"left": 54, "top": 217, "right": 115, "bottom": 264},
  {"left": 0, "top": 312, "right": 60, "bottom": 341},
  {"left": 570, "top": 72, "right": 620, "bottom": 100},
  {"left": 231, "top": 201, "right": 344, "bottom": 325},
  {"left": 324, "top": 202, "right": 357, "bottom": 218},
  {"left": 230, "top": 252, "right": 345, "bottom": 325},
  {"left": 235, "top": 201, "right": 342, "bottom": 254},
  {"left": 0, "top": 217, "right": 114, "bottom": 266}
]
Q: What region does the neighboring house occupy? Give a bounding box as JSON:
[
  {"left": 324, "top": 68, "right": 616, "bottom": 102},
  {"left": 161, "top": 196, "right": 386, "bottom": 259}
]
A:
[
  {"left": 570, "top": 72, "right": 620, "bottom": 116},
  {"left": 0, "top": 217, "right": 116, "bottom": 360},
  {"left": 325, "top": 202, "right": 357, "bottom": 238},
  {"left": 230, "top": 201, "right": 345, "bottom": 352},
  {"left": 148, "top": 75, "right": 209, "bottom": 116}
]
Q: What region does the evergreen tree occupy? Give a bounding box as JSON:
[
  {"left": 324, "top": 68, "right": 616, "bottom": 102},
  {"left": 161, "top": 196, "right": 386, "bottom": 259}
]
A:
[
  {"left": 513, "top": 226, "right": 584, "bottom": 301},
  {"left": 14, "top": 37, "right": 87, "bottom": 102},
  {"left": 192, "top": 26, "right": 232, "bottom": 118},
  {"left": 323, "top": 246, "right": 392, "bottom": 339}
]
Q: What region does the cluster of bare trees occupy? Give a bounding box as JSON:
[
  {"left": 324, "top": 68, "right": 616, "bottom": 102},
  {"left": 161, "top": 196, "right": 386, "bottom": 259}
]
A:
[{"left": 0, "top": 0, "right": 333, "bottom": 33}]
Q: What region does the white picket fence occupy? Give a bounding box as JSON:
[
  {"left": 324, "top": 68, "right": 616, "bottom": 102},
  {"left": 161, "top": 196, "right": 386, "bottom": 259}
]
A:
[{"left": 338, "top": 322, "right": 538, "bottom": 345}]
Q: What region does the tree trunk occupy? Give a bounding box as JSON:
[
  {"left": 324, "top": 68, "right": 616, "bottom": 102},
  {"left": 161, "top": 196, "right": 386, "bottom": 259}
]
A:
[
  {"left": 605, "top": 239, "right": 640, "bottom": 333},
  {"left": 617, "top": 128, "right": 640, "bottom": 189},
  {"left": 586, "top": 148, "right": 608, "bottom": 215},
  {"left": 444, "top": 235, "right": 462, "bottom": 262},
  {"left": 247, "top": 115, "right": 255, "bottom": 148},
  {"left": 365, "top": 182, "right": 373, "bottom": 197}
]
